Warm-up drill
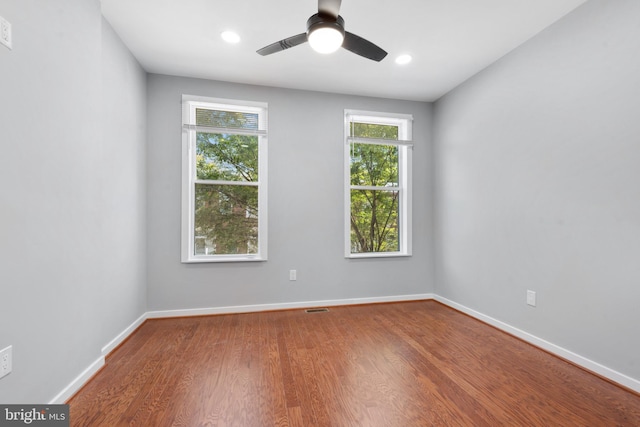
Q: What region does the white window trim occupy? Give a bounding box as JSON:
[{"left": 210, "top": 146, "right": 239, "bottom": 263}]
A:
[
  {"left": 181, "top": 95, "right": 268, "bottom": 263},
  {"left": 344, "top": 109, "right": 413, "bottom": 259}
]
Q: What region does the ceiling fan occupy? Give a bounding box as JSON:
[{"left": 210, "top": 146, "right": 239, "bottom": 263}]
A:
[{"left": 256, "top": 0, "right": 388, "bottom": 62}]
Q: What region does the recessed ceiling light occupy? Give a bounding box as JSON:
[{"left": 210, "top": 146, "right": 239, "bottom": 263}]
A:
[
  {"left": 221, "top": 31, "right": 241, "bottom": 44},
  {"left": 395, "top": 54, "right": 412, "bottom": 65}
]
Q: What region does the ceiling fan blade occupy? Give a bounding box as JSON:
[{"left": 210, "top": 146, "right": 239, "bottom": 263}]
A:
[
  {"left": 318, "top": 0, "right": 342, "bottom": 18},
  {"left": 257, "top": 33, "right": 308, "bottom": 56},
  {"left": 342, "top": 31, "right": 387, "bottom": 62}
]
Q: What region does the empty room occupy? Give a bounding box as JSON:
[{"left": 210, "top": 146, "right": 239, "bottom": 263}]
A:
[{"left": 1, "top": 0, "right": 639, "bottom": 425}]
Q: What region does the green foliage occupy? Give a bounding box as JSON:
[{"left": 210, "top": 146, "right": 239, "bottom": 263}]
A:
[
  {"left": 196, "top": 133, "right": 258, "bottom": 182},
  {"left": 350, "top": 122, "right": 401, "bottom": 253},
  {"left": 351, "top": 189, "right": 399, "bottom": 253},
  {"left": 195, "top": 184, "right": 258, "bottom": 255},
  {"left": 194, "top": 132, "right": 259, "bottom": 255},
  {"left": 351, "top": 122, "right": 398, "bottom": 140},
  {"left": 350, "top": 143, "right": 398, "bottom": 187}
]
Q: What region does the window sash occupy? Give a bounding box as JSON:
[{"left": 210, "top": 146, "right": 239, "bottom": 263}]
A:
[
  {"left": 183, "top": 124, "right": 267, "bottom": 137},
  {"left": 194, "top": 179, "right": 259, "bottom": 186},
  {"left": 346, "top": 136, "right": 413, "bottom": 147},
  {"left": 350, "top": 185, "right": 402, "bottom": 191}
]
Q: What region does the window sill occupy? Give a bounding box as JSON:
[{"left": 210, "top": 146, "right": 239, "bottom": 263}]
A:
[
  {"left": 346, "top": 252, "right": 411, "bottom": 259},
  {"left": 182, "top": 254, "right": 267, "bottom": 263}
]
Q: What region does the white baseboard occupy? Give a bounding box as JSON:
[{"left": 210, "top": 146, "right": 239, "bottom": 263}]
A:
[
  {"left": 51, "top": 313, "right": 147, "bottom": 404},
  {"left": 55, "top": 292, "right": 639, "bottom": 404},
  {"left": 101, "top": 313, "right": 148, "bottom": 356},
  {"left": 146, "top": 293, "right": 435, "bottom": 318},
  {"left": 49, "top": 356, "right": 104, "bottom": 404},
  {"left": 434, "top": 295, "right": 640, "bottom": 394}
]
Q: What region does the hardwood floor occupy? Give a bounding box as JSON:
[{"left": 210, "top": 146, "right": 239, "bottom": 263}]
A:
[{"left": 68, "top": 301, "right": 640, "bottom": 426}]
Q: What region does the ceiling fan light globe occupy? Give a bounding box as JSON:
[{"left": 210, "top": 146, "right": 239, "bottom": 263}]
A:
[{"left": 308, "top": 27, "right": 344, "bottom": 54}]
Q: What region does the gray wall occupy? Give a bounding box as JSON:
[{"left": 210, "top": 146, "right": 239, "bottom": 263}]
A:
[
  {"left": 3, "top": 0, "right": 638, "bottom": 403},
  {"left": 0, "top": 0, "right": 147, "bottom": 403},
  {"left": 147, "top": 75, "right": 434, "bottom": 311},
  {"left": 434, "top": 0, "right": 640, "bottom": 380}
]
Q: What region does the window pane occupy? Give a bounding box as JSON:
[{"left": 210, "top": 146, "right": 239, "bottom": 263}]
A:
[
  {"left": 196, "top": 133, "right": 258, "bottom": 182},
  {"left": 350, "top": 122, "right": 398, "bottom": 139},
  {"left": 350, "top": 189, "right": 399, "bottom": 253},
  {"left": 196, "top": 108, "right": 259, "bottom": 130},
  {"left": 194, "top": 184, "right": 258, "bottom": 255},
  {"left": 350, "top": 143, "right": 398, "bottom": 187}
]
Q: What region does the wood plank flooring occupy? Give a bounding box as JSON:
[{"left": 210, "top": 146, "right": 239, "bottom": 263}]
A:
[{"left": 68, "top": 301, "right": 640, "bottom": 426}]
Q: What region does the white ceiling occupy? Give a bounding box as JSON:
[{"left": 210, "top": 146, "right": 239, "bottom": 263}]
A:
[{"left": 101, "top": 0, "right": 586, "bottom": 102}]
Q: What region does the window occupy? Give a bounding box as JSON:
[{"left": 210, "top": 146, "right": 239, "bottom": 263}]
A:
[
  {"left": 344, "top": 110, "right": 413, "bottom": 258},
  {"left": 182, "top": 96, "right": 268, "bottom": 262}
]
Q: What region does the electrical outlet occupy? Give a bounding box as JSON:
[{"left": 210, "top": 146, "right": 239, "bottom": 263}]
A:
[
  {"left": 0, "top": 345, "right": 12, "bottom": 379},
  {"left": 527, "top": 290, "right": 536, "bottom": 307},
  {"left": 289, "top": 270, "right": 297, "bottom": 281},
  {"left": 0, "top": 15, "right": 12, "bottom": 50}
]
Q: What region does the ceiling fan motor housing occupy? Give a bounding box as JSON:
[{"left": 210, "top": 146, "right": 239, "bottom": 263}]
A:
[{"left": 306, "top": 13, "right": 346, "bottom": 38}]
